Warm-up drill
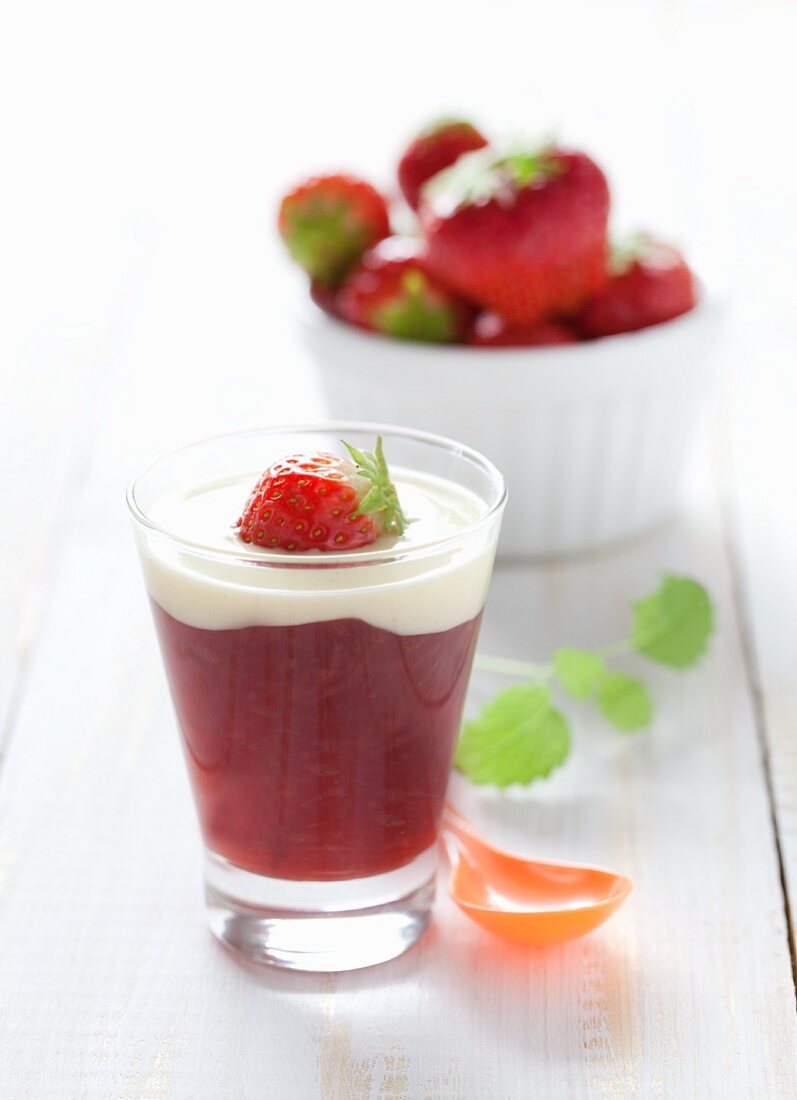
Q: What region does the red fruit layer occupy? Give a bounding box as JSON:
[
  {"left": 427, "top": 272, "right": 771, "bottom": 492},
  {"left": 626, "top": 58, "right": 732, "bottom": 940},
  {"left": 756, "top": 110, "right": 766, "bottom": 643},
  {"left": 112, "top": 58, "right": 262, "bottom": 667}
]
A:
[
  {"left": 398, "top": 119, "right": 488, "bottom": 211},
  {"left": 152, "top": 603, "right": 482, "bottom": 880},
  {"left": 576, "top": 240, "right": 697, "bottom": 337},
  {"left": 420, "top": 147, "right": 610, "bottom": 327}
]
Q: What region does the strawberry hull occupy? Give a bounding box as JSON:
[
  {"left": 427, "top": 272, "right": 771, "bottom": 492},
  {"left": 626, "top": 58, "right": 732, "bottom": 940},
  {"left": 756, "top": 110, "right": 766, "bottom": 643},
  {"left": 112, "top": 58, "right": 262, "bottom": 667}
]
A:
[{"left": 151, "top": 601, "right": 482, "bottom": 881}]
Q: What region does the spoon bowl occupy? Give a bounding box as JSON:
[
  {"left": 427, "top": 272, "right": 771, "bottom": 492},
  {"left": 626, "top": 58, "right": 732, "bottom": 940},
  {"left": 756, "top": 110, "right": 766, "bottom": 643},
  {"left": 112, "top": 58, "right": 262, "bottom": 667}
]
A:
[{"left": 441, "top": 807, "right": 633, "bottom": 946}]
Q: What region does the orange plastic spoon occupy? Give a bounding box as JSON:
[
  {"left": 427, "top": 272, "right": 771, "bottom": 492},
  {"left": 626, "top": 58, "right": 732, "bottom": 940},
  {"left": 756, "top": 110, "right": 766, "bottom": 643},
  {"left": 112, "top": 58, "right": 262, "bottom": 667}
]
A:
[{"left": 440, "top": 805, "right": 633, "bottom": 946}]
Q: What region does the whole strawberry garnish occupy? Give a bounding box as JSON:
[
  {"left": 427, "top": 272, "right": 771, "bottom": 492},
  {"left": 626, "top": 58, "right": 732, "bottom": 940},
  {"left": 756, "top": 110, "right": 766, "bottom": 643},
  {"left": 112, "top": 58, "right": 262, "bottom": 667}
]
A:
[
  {"left": 419, "top": 144, "right": 610, "bottom": 327},
  {"left": 576, "top": 234, "right": 697, "bottom": 338},
  {"left": 398, "top": 118, "right": 488, "bottom": 211},
  {"left": 336, "top": 237, "right": 472, "bottom": 342},
  {"left": 278, "top": 174, "right": 391, "bottom": 287},
  {"left": 468, "top": 313, "right": 577, "bottom": 347},
  {"left": 235, "top": 437, "right": 408, "bottom": 552}
]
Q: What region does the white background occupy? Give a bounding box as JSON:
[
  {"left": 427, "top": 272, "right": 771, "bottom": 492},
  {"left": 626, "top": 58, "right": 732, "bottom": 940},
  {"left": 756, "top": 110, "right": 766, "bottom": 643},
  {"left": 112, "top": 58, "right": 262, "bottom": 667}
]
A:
[{"left": 4, "top": 0, "right": 795, "bottom": 452}]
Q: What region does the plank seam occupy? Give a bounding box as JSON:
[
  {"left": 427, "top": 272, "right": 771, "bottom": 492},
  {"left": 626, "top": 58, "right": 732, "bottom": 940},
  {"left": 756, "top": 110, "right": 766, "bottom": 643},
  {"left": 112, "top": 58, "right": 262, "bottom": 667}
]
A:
[{"left": 721, "top": 487, "right": 797, "bottom": 1003}]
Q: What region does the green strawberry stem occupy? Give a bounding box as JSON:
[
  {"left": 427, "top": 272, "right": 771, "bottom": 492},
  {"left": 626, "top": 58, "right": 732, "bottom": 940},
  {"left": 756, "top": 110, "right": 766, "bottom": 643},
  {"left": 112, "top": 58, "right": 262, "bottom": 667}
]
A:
[
  {"left": 283, "top": 202, "right": 368, "bottom": 286},
  {"left": 342, "top": 436, "right": 410, "bottom": 537},
  {"left": 374, "top": 271, "right": 461, "bottom": 344}
]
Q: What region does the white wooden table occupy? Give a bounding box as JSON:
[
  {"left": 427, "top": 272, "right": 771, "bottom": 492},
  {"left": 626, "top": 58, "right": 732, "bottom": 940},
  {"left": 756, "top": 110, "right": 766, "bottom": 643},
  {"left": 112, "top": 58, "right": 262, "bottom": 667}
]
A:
[{"left": 2, "top": 2, "right": 796, "bottom": 1095}]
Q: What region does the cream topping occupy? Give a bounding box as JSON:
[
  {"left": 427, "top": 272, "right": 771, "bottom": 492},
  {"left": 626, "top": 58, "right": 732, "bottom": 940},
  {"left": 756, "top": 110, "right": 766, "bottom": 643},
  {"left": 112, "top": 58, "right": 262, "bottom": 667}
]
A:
[{"left": 136, "top": 467, "right": 500, "bottom": 634}]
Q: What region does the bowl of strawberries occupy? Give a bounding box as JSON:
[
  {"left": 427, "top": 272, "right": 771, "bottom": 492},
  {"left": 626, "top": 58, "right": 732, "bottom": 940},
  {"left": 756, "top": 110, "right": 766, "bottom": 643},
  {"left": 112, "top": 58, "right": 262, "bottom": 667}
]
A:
[{"left": 281, "top": 119, "right": 725, "bottom": 558}]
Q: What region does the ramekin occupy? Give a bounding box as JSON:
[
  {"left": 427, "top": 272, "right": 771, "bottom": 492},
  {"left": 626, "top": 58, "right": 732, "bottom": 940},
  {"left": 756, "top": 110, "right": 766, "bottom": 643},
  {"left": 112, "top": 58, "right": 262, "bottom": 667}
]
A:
[{"left": 296, "top": 294, "right": 726, "bottom": 558}]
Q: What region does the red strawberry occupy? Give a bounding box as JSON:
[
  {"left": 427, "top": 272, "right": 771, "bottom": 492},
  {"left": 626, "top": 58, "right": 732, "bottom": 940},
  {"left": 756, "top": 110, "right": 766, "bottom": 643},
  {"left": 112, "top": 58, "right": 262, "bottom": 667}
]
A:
[
  {"left": 398, "top": 118, "right": 488, "bottom": 211},
  {"left": 336, "top": 237, "right": 472, "bottom": 342},
  {"left": 576, "top": 235, "right": 697, "bottom": 337},
  {"left": 419, "top": 145, "right": 610, "bottom": 327},
  {"left": 235, "top": 437, "right": 407, "bottom": 552},
  {"left": 468, "top": 313, "right": 577, "bottom": 347},
  {"left": 309, "top": 280, "right": 341, "bottom": 318},
  {"left": 278, "top": 174, "right": 390, "bottom": 287}
]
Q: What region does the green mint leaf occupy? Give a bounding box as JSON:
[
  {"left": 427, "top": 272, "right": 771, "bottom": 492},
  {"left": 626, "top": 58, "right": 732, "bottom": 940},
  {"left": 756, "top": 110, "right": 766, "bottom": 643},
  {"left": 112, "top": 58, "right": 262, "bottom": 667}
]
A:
[
  {"left": 553, "top": 647, "right": 606, "bottom": 699},
  {"left": 455, "top": 684, "right": 570, "bottom": 787},
  {"left": 632, "top": 575, "right": 714, "bottom": 669},
  {"left": 596, "top": 672, "right": 653, "bottom": 731},
  {"left": 342, "top": 436, "right": 409, "bottom": 537}
]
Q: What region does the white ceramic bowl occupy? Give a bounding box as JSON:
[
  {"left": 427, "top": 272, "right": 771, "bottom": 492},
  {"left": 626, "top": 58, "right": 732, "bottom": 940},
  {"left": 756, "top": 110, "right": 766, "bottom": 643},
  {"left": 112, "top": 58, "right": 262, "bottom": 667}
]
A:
[{"left": 297, "top": 294, "right": 726, "bottom": 558}]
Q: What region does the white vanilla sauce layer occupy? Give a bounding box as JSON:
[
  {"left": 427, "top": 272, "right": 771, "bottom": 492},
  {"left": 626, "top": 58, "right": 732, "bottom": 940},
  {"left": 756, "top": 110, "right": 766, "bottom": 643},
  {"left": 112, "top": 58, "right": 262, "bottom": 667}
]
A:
[{"left": 138, "top": 467, "right": 499, "bottom": 634}]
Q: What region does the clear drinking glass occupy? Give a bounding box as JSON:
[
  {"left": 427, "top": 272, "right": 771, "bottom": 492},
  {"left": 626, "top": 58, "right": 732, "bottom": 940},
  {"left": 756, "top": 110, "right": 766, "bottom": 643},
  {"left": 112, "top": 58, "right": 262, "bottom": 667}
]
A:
[{"left": 127, "top": 423, "right": 505, "bottom": 971}]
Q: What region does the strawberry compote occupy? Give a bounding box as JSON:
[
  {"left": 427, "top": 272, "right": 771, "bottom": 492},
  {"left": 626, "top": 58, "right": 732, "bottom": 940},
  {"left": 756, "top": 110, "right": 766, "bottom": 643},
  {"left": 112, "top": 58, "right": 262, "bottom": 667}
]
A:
[
  {"left": 128, "top": 426, "right": 504, "bottom": 971},
  {"left": 151, "top": 604, "right": 481, "bottom": 880}
]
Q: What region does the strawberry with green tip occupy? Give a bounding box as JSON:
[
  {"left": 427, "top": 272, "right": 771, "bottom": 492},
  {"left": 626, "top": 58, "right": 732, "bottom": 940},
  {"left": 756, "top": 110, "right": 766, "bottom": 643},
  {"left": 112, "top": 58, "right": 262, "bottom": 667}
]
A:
[
  {"left": 235, "top": 436, "right": 408, "bottom": 552},
  {"left": 278, "top": 174, "right": 391, "bottom": 287},
  {"left": 398, "top": 117, "right": 488, "bottom": 211},
  {"left": 336, "top": 237, "right": 472, "bottom": 342},
  {"left": 419, "top": 144, "right": 610, "bottom": 327},
  {"left": 576, "top": 234, "right": 697, "bottom": 337}
]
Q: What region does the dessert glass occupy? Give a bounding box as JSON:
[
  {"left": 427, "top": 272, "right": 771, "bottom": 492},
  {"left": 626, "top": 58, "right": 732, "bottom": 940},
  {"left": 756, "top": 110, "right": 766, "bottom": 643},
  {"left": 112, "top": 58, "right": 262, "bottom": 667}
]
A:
[{"left": 127, "top": 423, "right": 505, "bottom": 971}]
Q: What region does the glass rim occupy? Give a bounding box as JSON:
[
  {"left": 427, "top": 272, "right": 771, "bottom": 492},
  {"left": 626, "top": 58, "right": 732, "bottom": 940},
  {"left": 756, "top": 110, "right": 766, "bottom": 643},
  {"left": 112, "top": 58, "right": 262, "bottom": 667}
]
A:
[{"left": 126, "top": 420, "right": 507, "bottom": 569}]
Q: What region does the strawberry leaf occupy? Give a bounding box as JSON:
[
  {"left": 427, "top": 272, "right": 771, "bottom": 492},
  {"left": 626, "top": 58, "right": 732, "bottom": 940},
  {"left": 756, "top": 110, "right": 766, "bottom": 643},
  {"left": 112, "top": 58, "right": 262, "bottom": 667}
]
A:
[
  {"left": 373, "top": 271, "right": 461, "bottom": 343},
  {"left": 455, "top": 684, "right": 570, "bottom": 787},
  {"left": 632, "top": 575, "right": 714, "bottom": 669},
  {"left": 342, "top": 436, "right": 409, "bottom": 537}
]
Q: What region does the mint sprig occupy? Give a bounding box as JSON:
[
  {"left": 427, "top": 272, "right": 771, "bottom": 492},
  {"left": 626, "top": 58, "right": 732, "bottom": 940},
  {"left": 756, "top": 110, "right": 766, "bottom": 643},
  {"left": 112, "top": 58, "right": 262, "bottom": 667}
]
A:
[{"left": 457, "top": 575, "right": 714, "bottom": 787}]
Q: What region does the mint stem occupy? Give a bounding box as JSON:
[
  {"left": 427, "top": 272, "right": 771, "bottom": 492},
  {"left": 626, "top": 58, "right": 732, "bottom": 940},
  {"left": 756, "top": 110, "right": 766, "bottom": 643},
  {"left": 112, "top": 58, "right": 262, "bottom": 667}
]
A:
[
  {"left": 476, "top": 638, "right": 634, "bottom": 683},
  {"left": 474, "top": 654, "right": 553, "bottom": 680}
]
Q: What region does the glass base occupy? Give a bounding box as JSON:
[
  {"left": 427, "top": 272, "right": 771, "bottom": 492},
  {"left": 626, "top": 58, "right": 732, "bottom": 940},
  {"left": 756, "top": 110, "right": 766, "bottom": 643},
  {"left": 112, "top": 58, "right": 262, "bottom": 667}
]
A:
[{"left": 204, "top": 846, "right": 436, "bottom": 972}]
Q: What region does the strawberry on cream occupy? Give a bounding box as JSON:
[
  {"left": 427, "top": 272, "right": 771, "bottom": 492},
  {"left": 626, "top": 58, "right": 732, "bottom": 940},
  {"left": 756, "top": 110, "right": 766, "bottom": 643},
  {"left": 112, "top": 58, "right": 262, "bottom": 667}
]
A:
[{"left": 139, "top": 466, "right": 497, "bottom": 634}]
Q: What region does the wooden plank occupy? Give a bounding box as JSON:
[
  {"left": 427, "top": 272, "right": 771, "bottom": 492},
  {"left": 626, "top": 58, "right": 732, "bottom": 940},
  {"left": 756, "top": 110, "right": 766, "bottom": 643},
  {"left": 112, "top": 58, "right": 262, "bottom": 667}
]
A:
[
  {"left": 0, "top": 364, "right": 794, "bottom": 1096},
  {"left": 0, "top": 324, "right": 106, "bottom": 757},
  {"left": 723, "top": 298, "right": 797, "bottom": 963}
]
